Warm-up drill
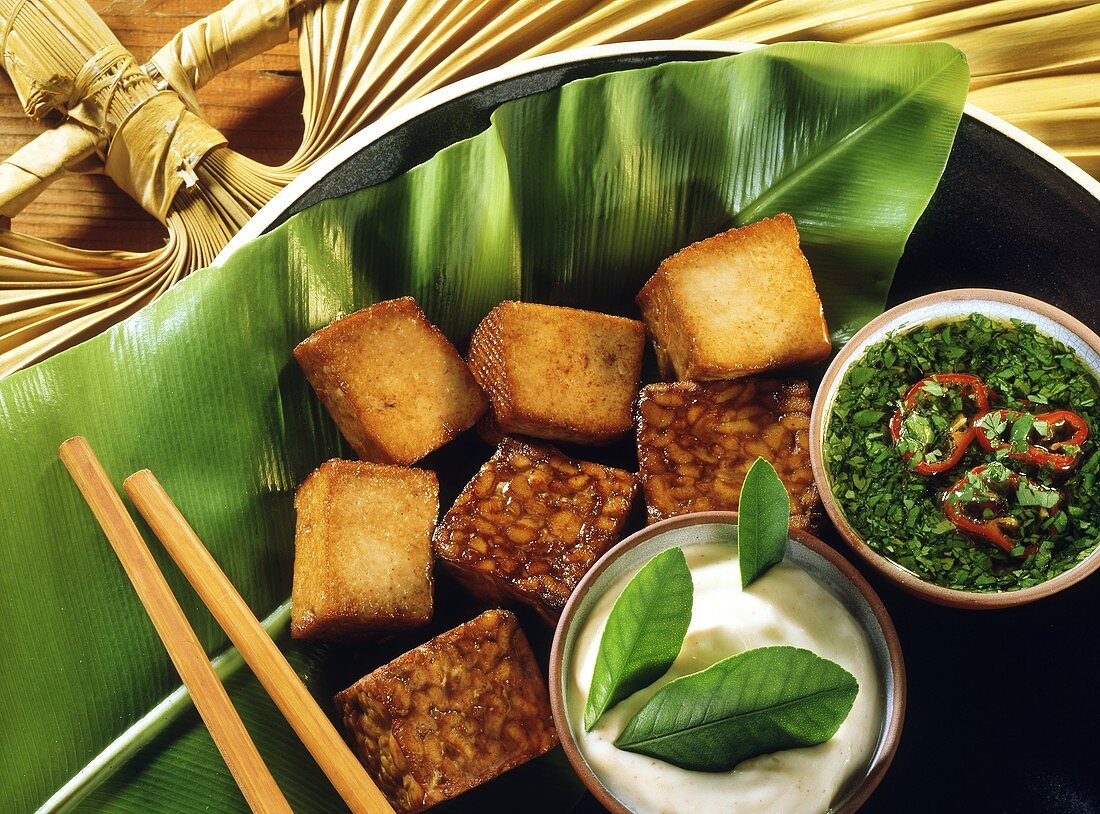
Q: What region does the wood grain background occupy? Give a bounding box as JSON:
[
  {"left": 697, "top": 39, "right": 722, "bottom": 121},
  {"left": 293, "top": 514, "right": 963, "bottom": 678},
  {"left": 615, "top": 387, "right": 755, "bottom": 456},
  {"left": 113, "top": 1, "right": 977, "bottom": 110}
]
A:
[{"left": 1, "top": 0, "right": 305, "bottom": 252}]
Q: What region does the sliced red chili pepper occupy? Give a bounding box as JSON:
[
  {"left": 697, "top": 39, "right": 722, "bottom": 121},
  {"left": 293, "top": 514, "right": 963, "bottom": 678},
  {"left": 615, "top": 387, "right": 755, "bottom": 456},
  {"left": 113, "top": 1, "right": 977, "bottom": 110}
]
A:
[
  {"left": 942, "top": 464, "right": 1062, "bottom": 555},
  {"left": 889, "top": 374, "right": 991, "bottom": 474},
  {"left": 974, "top": 408, "right": 1089, "bottom": 471}
]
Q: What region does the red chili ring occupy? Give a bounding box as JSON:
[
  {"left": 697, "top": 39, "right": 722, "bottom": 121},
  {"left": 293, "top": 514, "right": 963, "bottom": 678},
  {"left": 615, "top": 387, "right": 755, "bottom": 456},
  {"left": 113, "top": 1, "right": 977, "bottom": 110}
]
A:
[
  {"left": 942, "top": 464, "right": 1062, "bottom": 555},
  {"left": 890, "top": 374, "right": 991, "bottom": 475},
  {"left": 974, "top": 408, "right": 1088, "bottom": 471}
]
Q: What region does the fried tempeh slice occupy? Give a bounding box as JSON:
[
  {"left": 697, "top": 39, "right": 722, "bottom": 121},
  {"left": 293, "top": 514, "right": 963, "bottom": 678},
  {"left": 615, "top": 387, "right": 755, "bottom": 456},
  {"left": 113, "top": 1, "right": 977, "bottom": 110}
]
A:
[
  {"left": 291, "top": 459, "right": 437, "bottom": 640},
  {"left": 433, "top": 437, "right": 636, "bottom": 622},
  {"left": 467, "top": 301, "right": 645, "bottom": 444},
  {"left": 334, "top": 609, "right": 557, "bottom": 813},
  {"left": 294, "top": 297, "right": 488, "bottom": 465},
  {"left": 637, "top": 379, "right": 818, "bottom": 527},
  {"left": 636, "top": 214, "right": 831, "bottom": 381}
]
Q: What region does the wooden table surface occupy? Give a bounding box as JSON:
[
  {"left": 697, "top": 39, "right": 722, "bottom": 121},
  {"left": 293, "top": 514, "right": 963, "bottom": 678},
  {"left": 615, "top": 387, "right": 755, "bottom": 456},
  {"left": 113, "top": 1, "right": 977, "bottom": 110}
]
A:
[{"left": 0, "top": 0, "right": 305, "bottom": 253}]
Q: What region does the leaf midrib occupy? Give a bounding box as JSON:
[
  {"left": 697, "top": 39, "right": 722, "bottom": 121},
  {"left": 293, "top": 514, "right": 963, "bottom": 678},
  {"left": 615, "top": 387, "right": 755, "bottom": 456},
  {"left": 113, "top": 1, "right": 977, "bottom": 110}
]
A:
[
  {"left": 741, "top": 476, "right": 765, "bottom": 580},
  {"left": 615, "top": 587, "right": 673, "bottom": 670},
  {"left": 738, "top": 56, "right": 960, "bottom": 223},
  {"left": 620, "top": 684, "right": 849, "bottom": 749}
]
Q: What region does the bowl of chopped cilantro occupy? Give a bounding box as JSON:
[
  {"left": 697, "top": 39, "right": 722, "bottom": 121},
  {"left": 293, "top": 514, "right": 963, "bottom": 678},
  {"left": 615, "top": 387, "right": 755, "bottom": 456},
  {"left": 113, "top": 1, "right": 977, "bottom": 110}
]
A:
[{"left": 811, "top": 289, "right": 1100, "bottom": 608}]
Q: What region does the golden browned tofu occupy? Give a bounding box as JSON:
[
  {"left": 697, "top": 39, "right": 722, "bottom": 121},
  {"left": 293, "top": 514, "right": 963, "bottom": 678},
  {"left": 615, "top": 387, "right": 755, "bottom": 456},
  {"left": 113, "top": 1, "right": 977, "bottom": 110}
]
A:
[
  {"left": 433, "top": 438, "right": 636, "bottom": 622},
  {"left": 636, "top": 379, "right": 818, "bottom": 527},
  {"left": 636, "top": 215, "right": 831, "bottom": 381},
  {"left": 291, "top": 459, "right": 437, "bottom": 640},
  {"left": 467, "top": 301, "right": 644, "bottom": 445},
  {"left": 334, "top": 609, "right": 557, "bottom": 813},
  {"left": 294, "top": 297, "right": 488, "bottom": 465}
]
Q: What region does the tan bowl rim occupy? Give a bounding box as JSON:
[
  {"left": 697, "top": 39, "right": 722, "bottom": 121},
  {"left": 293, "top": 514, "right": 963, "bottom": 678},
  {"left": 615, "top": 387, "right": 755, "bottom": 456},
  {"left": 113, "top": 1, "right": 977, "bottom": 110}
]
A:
[
  {"left": 549, "top": 510, "right": 906, "bottom": 814},
  {"left": 810, "top": 287, "right": 1100, "bottom": 609}
]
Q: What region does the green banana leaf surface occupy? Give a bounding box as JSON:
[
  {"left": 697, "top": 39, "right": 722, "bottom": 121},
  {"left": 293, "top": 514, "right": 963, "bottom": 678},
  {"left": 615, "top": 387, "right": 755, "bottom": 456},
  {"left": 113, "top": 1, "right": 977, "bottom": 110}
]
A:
[{"left": 0, "top": 42, "right": 967, "bottom": 813}]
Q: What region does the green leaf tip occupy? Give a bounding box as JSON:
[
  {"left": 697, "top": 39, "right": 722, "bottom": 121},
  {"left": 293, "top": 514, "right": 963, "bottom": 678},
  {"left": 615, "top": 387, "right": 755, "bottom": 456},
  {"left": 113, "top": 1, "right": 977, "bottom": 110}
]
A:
[
  {"left": 737, "top": 457, "right": 791, "bottom": 589},
  {"left": 614, "top": 645, "right": 859, "bottom": 772},
  {"left": 584, "top": 546, "right": 693, "bottom": 732}
]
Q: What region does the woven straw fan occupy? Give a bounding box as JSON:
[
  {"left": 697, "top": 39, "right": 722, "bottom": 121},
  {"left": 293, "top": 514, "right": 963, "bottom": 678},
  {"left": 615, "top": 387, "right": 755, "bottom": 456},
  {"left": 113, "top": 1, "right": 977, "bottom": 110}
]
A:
[{"left": 0, "top": 0, "right": 1096, "bottom": 378}]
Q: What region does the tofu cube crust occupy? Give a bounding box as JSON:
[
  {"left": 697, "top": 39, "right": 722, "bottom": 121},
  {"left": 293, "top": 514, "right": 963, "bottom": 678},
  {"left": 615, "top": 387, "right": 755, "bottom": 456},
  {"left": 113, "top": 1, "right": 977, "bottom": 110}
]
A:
[
  {"left": 467, "top": 301, "right": 645, "bottom": 444},
  {"left": 433, "top": 437, "right": 637, "bottom": 622},
  {"left": 294, "top": 297, "right": 488, "bottom": 465},
  {"left": 637, "top": 379, "right": 818, "bottom": 527},
  {"left": 334, "top": 609, "right": 557, "bottom": 813},
  {"left": 636, "top": 214, "right": 831, "bottom": 381},
  {"left": 292, "top": 459, "right": 437, "bottom": 640}
]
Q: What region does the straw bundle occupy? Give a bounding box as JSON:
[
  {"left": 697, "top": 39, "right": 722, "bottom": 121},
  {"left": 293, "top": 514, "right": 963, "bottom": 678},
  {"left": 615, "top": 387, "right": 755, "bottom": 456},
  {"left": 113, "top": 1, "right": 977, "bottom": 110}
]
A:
[{"left": 0, "top": 0, "right": 1096, "bottom": 377}]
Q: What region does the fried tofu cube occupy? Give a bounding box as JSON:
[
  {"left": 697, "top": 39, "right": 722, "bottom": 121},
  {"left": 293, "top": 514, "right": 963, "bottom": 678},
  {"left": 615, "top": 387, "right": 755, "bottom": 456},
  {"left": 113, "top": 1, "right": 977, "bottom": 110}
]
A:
[
  {"left": 467, "top": 301, "right": 644, "bottom": 444},
  {"left": 334, "top": 609, "right": 557, "bottom": 813},
  {"left": 291, "top": 459, "right": 437, "bottom": 640},
  {"left": 636, "top": 215, "right": 831, "bottom": 381},
  {"left": 636, "top": 379, "right": 818, "bottom": 527},
  {"left": 433, "top": 437, "right": 636, "bottom": 622},
  {"left": 294, "top": 297, "right": 488, "bottom": 465}
]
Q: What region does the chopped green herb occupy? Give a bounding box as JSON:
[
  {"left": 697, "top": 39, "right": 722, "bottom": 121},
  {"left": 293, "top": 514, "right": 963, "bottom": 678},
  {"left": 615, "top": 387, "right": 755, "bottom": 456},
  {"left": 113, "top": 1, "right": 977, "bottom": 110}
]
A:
[
  {"left": 852, "top": 408, "right": 886, "bottom": 427},
  {"left": 1010, "top": 413, "right": 1036, "bottom": 453},
  {"left": 1016, "top": 480, "right": 1060, "bottom": 509}
]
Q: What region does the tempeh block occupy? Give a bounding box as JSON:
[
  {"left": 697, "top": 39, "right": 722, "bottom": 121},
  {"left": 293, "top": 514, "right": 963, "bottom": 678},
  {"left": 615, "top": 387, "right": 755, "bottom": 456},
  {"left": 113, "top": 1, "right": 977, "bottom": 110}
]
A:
[
  {"left": 334, "top": 609, "right": 557, "bottom": 813},
  {"left": 636, "top": 378, "right": 818, "bottom": 527},
  {"left": 433, "top": 437, "right": 636, "bottom": 622}
]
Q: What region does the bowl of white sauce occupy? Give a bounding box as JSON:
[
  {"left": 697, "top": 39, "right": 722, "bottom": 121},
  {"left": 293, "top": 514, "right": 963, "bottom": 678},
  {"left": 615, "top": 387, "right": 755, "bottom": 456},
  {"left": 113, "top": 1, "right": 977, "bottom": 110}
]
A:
[{"left": 549, "top": 511, "right": 905, "bottom": 814}]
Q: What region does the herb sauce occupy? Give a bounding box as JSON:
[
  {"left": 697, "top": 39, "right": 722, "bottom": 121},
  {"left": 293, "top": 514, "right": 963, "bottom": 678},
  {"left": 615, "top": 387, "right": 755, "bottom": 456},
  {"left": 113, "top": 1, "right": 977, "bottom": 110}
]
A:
[
  {"left": 568, "top": 542, "right": 882, "bottom": 814},
  {"left": 825, "top": 314, "right": 1100, "bottom": 591}
]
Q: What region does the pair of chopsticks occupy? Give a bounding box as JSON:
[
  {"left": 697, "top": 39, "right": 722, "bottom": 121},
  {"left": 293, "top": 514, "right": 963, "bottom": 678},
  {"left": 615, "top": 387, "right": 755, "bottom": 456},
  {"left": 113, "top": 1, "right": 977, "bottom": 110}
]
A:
[{"left": 59, "top": 437, "right": 394, "bottom": 814}]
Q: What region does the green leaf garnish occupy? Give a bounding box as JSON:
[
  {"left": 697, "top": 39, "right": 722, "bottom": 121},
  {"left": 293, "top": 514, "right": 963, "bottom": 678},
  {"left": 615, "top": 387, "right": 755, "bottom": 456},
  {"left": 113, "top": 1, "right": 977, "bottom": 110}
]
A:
[
  {"left": 1010, "top": 412, "right": 1035, "bottom": 452},
  {"left": 1016, "top": 480, "right": 1060, "bottom": 508},
  {"left": 977, "top": 410, "right": 1006, "bottom": 439},
  {"left": 614, "top": 646, "right": 859, "bottom": 772},
  {"left": 584, "top": 547, "right": 693, "bottom": 731},
  {"left": 852, "top": 408, "right": 885, "bottom": 427},
  {"left": 737, "top": 458, "right": 791, "bottom": 589}
]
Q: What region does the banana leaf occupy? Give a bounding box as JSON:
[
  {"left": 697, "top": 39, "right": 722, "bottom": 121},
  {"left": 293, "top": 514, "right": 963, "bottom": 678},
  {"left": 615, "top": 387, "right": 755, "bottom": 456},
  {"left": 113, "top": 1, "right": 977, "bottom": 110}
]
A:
[{"left": 0, "top": 42, "right": 967, "bottom": 813}]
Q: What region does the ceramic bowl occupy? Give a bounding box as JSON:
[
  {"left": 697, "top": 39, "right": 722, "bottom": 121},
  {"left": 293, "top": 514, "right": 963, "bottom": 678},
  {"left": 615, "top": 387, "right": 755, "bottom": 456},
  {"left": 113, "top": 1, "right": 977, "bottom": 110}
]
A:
[
  {"left": 811, "top": 288, "right": 1100, "bottom": 608},
  {"left": 548, "top": 511, "right": 906, "bottom": 814}
]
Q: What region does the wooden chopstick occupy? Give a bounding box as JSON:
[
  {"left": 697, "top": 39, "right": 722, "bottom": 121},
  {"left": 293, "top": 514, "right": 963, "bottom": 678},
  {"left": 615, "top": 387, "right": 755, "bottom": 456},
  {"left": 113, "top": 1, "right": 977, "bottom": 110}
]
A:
[
  {"left": 123, "top": 468, "right": 394, "bottom": 814},
  {"left": 59, "top": 437, "right": 293, "bottom": 814}
]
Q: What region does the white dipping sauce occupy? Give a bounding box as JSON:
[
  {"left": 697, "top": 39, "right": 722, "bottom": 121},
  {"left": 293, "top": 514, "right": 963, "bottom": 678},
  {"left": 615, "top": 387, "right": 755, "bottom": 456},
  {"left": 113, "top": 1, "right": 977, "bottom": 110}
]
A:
[{"left": 568, "top": 542, "right": 883, "bottom": 814}]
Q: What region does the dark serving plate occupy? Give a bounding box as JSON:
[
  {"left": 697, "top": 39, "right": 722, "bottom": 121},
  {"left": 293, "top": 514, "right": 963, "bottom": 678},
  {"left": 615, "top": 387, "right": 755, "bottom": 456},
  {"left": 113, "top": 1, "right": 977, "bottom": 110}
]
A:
[{"left": 223, "top": 41, "right": 1100, "bottom": 814}]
